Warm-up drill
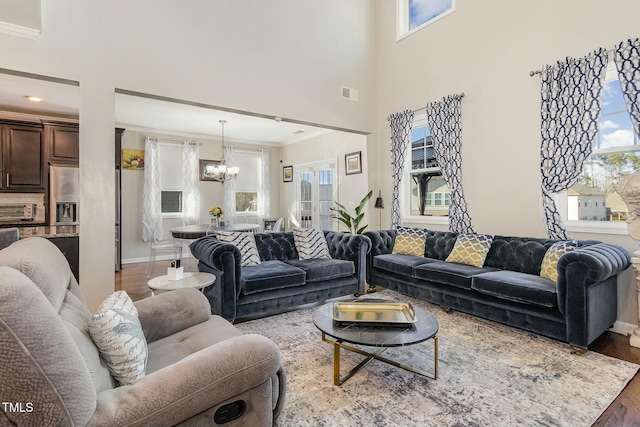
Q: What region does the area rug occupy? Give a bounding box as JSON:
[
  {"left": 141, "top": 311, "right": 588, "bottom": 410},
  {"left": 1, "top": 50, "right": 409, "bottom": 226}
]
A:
[{"left": 235, "top": 290, "right": 639, "bottom": 427}]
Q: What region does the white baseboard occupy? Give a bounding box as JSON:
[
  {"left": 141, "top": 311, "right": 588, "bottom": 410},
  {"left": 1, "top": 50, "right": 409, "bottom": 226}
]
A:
[{"left": 609, "top": 320, "right": 637, "bottom": 336}]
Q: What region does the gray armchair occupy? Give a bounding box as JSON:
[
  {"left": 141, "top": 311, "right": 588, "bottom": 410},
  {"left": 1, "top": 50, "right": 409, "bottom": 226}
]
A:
[{"left": 0, "top": 237, "right": 286, "bottom": 426}]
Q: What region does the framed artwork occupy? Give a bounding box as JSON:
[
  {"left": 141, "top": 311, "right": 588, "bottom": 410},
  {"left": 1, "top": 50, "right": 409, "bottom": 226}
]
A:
[
  {"left": 122, "top": 149, "right": 145, "bottom": 170},
  {"left": 283, "top": 165, "right": 293, "bottom": 182},
  {"left": 345, "top": 151, "right": 362, "bottom": 175},
  {"left": 199, "top": 159, "right": 222, "bottom": 181}
]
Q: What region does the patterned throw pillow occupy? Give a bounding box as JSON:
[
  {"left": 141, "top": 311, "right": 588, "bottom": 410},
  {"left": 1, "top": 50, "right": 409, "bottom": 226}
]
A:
[
  {"left": 293, "top": 227, "right": 331, "bottom": 260},
  {"left": 445, "top": 233, "right": 494, "bottom": 268},
  {"left": 215, "top": 231, "right": 261, "bottom": 266},
  {"left": 88, "top": 291, "right": 148, "bottom": 386},
  {"left": 540, "top": 241, "right": 577, "bottom": 282},
  {"left": 392, "top": 227, "right": 427, "bottom": 257}
]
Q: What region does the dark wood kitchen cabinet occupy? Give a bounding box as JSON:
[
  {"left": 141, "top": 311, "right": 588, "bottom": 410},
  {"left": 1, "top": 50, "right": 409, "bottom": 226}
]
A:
[
  {"left": 45, "top": 122, "right": 79, "bottom": 165},
  {"left": 1, "top": 121, "right": 45, "bottom": 191}
]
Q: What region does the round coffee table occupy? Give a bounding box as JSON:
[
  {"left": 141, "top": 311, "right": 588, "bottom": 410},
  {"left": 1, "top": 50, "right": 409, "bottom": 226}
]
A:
[
  {"left": 313, "top": 299, "right": 439, "bottom": 385},
  {"left": 147, "top": 272, "right": 216, "bottom": 295}
]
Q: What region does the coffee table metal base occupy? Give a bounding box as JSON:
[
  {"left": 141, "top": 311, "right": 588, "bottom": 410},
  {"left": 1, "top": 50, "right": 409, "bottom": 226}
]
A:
[{"left": 321, "top": 332, "right": 438, "bottom": 386}]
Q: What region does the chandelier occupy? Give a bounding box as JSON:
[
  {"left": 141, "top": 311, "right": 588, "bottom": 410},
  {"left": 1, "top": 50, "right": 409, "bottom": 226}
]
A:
[{"left": 209, "top": 120, "right": 239, "bottom": 182}]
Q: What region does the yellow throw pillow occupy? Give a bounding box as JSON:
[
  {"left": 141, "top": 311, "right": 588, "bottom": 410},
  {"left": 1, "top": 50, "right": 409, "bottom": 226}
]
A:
[
  {"left": 392, "top": 227, "right": 427, "bottom": 257},
  {"left": 540, "top": 241, "right": 576, "bottom": 282},
  {"left": 445, "top": 234, "right": 494, "bottom": 268}
]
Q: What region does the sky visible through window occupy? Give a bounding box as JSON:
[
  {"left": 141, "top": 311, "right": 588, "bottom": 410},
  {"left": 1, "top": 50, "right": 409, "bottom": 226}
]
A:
[{"left": 409, "top": 0, "right": 453, "bottom": 30}]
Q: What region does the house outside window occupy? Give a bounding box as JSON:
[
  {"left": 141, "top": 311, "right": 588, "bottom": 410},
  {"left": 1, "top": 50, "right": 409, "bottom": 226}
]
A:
[
  {"left": 397, "top": 0, "right": 455, "bottom": 40},
  {"left": 405, "top": 116, "right": 450, "bottom": 223},
  {"left": 562, "top": 61, "right": 637, "bottom": 232}
]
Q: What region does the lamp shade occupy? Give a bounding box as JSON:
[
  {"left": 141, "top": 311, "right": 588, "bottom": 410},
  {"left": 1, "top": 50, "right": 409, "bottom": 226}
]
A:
[{"left": 374, "top": 190, "right": 384, "bottom": 209}]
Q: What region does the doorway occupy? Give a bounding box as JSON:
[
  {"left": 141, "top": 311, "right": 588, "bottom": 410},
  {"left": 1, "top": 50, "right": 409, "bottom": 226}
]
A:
[{"left": 296, "top": 160, "right": 336, "bottom": 230}]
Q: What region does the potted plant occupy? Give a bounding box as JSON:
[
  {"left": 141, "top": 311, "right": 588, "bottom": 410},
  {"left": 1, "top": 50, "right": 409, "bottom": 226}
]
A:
[{"left": 330, "top": 190, "right": 373, "bottom": 234}]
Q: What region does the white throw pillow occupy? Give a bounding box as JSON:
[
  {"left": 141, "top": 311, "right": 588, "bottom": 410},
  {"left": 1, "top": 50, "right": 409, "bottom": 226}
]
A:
[
  {"left": 215, "top": 231, "right": 261, "bottom": 266},
  {"left": 293, "top": 227, "right": 331, "bottom": 260},
  {"left": 88, "top": 291, "right": 148, "bottom": 386}
]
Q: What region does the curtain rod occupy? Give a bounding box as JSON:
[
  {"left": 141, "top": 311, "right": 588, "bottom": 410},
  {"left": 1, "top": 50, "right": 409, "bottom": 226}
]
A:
[
  {"left": 529, "top": 40, "right": 640, "bottom": 77},
  {"left": 412, "top": 92, "right": 465, "bottom": 113},
  {"left": 147, "top": 136, "right": 201, "bottom": 146}
]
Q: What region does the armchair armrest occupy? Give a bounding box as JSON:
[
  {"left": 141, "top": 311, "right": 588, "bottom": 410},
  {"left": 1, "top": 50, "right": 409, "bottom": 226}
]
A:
[
  {"left": 135, "top": 288, "right": 211, "bottom": 343},
  {"left": 89, "top": 334, "right": 284, "bottom": 427}
]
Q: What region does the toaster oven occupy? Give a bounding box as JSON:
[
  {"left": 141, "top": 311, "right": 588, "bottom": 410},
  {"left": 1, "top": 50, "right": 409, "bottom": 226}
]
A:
[{"left": 0, "top": 193, "right": 46, "bottom": 224}]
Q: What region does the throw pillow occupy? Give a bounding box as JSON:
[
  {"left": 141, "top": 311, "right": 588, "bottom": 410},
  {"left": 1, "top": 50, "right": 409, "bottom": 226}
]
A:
[
  {"left": 392, "top": 227, "right": 427, "bottom": 257},
  {"left": 88, "top": 291, "right": 148, "bottom": 386},
  {"left": 215, "top": 231, "right": 261, "bottom": 266},
  {"left": 293, "top": 227, "right": 331, "bottom": 260},
  {"left": 445, "top": 233, "right": 494, "bottom": 268},
  {"left": 540, "top": 241, "right": 577, "bottom": 282}
]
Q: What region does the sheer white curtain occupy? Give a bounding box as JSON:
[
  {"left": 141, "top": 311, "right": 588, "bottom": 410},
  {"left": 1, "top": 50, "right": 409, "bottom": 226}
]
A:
[
  {"left": 223, "top": 145, "right": 237, "bottom": 222},
  {"left": 182, "top": 141, "right": 200, "bottom": 225},
  {"left": 142, "top": 137, "right": 162, "bottom": 241},
  {"left": 259, "top": 149, "right": 270, "bottom": 218}
]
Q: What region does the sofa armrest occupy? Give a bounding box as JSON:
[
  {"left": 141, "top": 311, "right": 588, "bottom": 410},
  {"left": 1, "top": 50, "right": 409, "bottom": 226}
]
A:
[
  {"left": 363, "top": 230, "right": 396, "bottom": 283},
  {"left": 190, "top": 237, "right": 242, "bottom": 321},
  {"left": 557, "top": 242, "right": 631, "bottom": 288},
  {"left": 135, "top": 288, "right": 211, "bottom": 343},
  {"left": 89, "top": 334, "right": 284, "bottom": 427},
  {"left": 324, "top": 231, "right": 371, "bottom": 293}
]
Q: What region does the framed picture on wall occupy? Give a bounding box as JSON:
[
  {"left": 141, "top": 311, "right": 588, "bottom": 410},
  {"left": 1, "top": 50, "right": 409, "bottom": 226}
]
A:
[
  {"left": 283, "top": 165, "right": 293, "bottom": 182},
  {"left": 199, "top": 159, "right": 222, "bottom": 181},
  {"left": 345, "top": 151, "right": 362, "bottom": 175}
]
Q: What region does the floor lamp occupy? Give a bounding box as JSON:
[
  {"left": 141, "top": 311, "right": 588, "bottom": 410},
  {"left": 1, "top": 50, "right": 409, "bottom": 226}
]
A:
[{"left": 368, "top": 190, "right": 384, "bottom": 294}]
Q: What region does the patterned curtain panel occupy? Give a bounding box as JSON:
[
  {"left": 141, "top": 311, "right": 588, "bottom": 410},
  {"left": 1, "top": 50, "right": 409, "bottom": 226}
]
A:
[
  {"left": 614, "top": 39, "right": 640, "bottom": 139},
  {"left": 539, "top": 48, "right": 609, "bottom": 239},
  {"left": 388, "top": 110, "right": 414, "bottom": 229},
  {"left": 426, "top": 94, "right": 475, "bottom": 234},
  {"left": 259, "top": 149, "right": 270, "bottom": 218},
  {"left": 142, "top": 137, "right": 162, "bottom": 241},
  {"left": 223, "top": 145, "right": 237, "bottom": 221},
  {"left": 181, "top": 141, "right": 200, "bottom": 225}
]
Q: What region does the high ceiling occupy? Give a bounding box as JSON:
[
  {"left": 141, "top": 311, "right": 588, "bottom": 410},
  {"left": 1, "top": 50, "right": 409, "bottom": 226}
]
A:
[{"left": 0, "top": 71, "right": 333, "bottom": 145}]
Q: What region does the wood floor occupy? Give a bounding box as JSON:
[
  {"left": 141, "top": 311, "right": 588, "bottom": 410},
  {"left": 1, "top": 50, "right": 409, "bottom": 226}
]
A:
[{"left": 117, "top": 262, "right": 640, "bottom": 427}]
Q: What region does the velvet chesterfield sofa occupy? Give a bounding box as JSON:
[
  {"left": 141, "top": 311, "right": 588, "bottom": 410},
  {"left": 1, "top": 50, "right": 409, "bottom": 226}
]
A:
[
  {"left": 190, "top": 230, "right": 371, "bottom": 322},
  {"left": 363, "top": 228, "right": 631, "bottom": 349}
]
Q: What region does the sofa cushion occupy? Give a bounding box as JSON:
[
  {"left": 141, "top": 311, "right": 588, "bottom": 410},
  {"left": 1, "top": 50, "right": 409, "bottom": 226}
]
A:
[
  {"left": 241, "top": 260, "right": 306, "bottom": 295},
  {"left": 293, "top": 227, "right": 331, "bottom": 260},
  {"left": 285, "top": 258, "right": 355, "bottom": 283},
  {"left": 414, "top": 260, "right": 498, "bottom": 290},
  {"left": 472, "top": 270, "right": 558, "bottom": 308},
  {"left": 446, "top": 233, "right": 494, "bottom": 268},
  {"left": 88, "top": 291, "right": 148, "bottom": 386},
  {"left": 215, "top": 231, "right": 261, "bottom": 266},
  {"left": 392, "top": 227, "right": 427, "bottom": 257},
  {"left": 373, "top": 253, "right": 435, "bottom": 277},
  {"left": 540, "top": 241, "right": 576, "bottom": 282}
]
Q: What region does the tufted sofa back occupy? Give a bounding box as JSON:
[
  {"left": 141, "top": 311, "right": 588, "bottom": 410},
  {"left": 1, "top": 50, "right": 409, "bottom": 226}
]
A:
[
  {"left": 423, "top": 231, "right": 458, "bottom": 260},
  {"left": 254, "top": 232, "right": 299, "bottom": 261}
]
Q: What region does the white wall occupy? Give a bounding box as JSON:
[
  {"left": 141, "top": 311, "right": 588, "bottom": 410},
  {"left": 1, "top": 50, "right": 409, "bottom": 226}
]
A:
[
  {"left": 0, "top": 0, "right": 376, "bottom": 310},
  {"left": 120, "top": 129, "right": 282, "bottom": 263},
  {"left": 375, "top": 0, "right": 640, "bottom": 326},
  {"left": 279, "top": 131, "right": 369, "bottom": 232}
]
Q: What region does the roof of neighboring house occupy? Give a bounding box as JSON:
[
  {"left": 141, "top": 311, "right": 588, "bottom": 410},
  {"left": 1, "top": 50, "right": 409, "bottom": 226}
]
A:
[
  {"left": 568, "top": 183, "right": 606, "bottom": 197},
  {"left": 606, "top": 191, "right": 628, "bottom": 213}
]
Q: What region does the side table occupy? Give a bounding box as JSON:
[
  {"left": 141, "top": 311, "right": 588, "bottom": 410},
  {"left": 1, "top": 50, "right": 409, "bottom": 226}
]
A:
[{"left": 147, "top": 272, "right": 216, "bottom": 296}]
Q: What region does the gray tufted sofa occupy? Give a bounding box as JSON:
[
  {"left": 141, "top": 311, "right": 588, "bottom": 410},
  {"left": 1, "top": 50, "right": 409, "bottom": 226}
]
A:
[
  {"left": 363, "top": 228, "right": 631, "bottom": 349},
  {"left": 190, "top": 231, "right": 371, "bottom": 322}
]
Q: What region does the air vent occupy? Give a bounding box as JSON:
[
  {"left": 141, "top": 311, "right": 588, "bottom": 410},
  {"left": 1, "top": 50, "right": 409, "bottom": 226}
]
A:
[{"left": 341, "top": 86, "right": 359, "bottom": 102}]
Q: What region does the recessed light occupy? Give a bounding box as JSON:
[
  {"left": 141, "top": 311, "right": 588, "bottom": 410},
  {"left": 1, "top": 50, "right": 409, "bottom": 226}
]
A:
[
  {"left": 26, "top": 96, "right": 43, "bottom": 103},
  {"left": 293, "top": 130, "right": 305, "bottom": 135}
]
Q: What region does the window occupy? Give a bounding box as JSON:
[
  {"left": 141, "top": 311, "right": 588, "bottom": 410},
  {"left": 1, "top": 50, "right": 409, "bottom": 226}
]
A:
[
  {"left": 397, "top": 0, "right": 455, "bottom": 40},
  {"left": 406, "top": 117, "right": 450, "bottom": 221},
  {"left": 233, "top": 152, "right": 261, "bottom": 214},
  {"left": 564, "top": 62, "right": 637, "bottom": 228},
  {"left": 159, "top": 144, "right": 183, "bottom": 215}
]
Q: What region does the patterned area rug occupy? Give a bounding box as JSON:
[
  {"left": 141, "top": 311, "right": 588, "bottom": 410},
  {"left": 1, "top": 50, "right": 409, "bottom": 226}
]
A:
[{"left": 235, "top": 290, "right": 639, "bottom": 427}]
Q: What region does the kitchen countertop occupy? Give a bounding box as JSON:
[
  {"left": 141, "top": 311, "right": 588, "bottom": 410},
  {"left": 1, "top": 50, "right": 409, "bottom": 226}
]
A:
[{"left": 16, "top": 225, "right": 79, "bottom": 239}]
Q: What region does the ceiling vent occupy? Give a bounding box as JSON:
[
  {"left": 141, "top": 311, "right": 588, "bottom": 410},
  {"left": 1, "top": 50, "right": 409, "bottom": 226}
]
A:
[{"left": 341, "top": 86, "right": 359, "bottom": 102}]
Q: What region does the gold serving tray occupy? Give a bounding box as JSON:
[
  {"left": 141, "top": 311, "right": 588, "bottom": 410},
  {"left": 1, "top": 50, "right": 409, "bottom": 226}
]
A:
[{"left": 332, "top": 301, "right": 417, "bottom": 325}]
